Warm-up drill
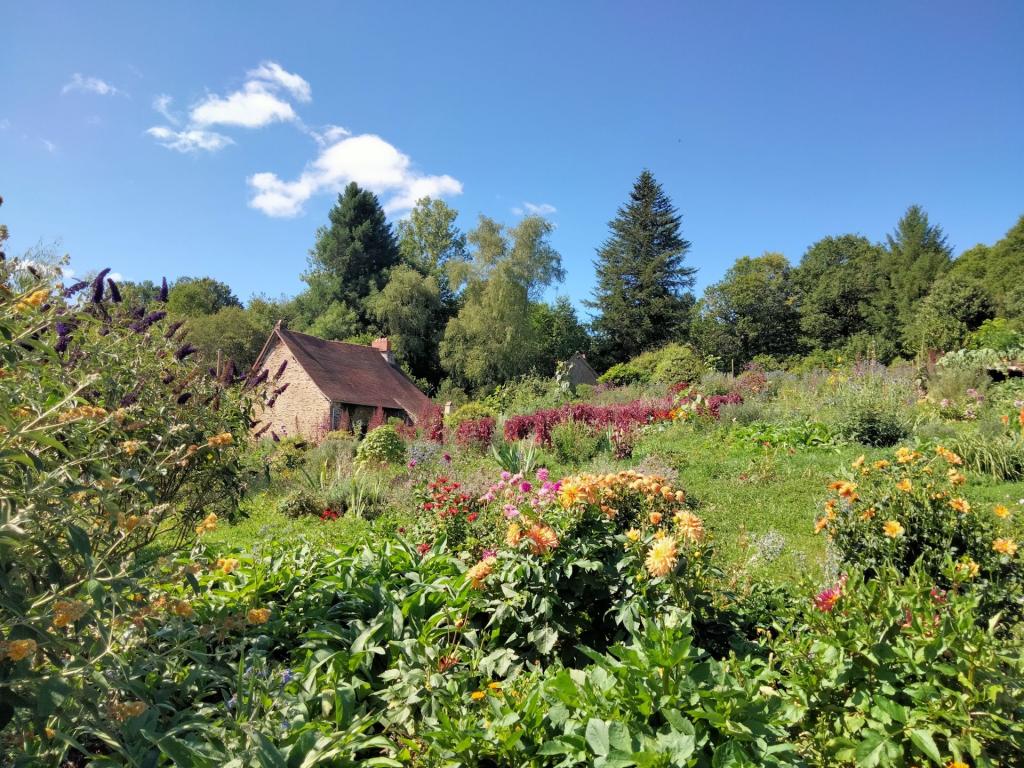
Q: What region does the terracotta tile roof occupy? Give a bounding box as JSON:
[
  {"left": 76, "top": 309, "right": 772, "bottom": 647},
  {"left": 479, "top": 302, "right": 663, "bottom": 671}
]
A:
[{"left": 266, "top": 327, "right": 432, "bottom": 417}]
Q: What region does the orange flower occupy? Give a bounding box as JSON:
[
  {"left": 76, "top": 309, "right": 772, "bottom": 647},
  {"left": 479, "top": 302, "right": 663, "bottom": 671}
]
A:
[
  {"left": 895, "top": 447, "right": 920, "bottom": 464},
  {"left": 814, "top": 516, "right": 830, "bottom": 534},
  {"left": 195, "top": 513, "right": 218, "bottom": 535},
  {"left": 860, "top": 507, "right": 876, "bottom": 521},
  {"left": 993, "top": 538, "right": 1018, "bottom": 556},
  {"left": 873, "top": 460, "right": 890, "bottom": 470},
  {"left": 170, "top": 600, "right": 194, "bottom": 618},
  {"left": 954, "top": 558, "right": 980, "bottom": 579},
  {"left": 216, "top": 557, "right": 240, "bottom": 574},
  {"left": 207, "top": 432, "right": 234, "bottom": 447},
  {"left": 52, "top": 599, "right": 88, "bottom": 628},
  {"left": 895, "top": 478, "right": 912, "bottom": 493},
  {"left": 947, "top": 469, "right": 966, "bottom": 486},
  {"left": 2, "top": 638, "right": 37, "bottom": 661},
  {"left": 674, "top": 511, "right": 704, "bottom": 542},
  {"left": 674, "top": 490, "right": 686, "bottom": 503},
  {"left": 247, "top": 607, "right": 271, "bottom": 625},
  {"left": 851, "top": 455, "right": 865, "bottom": 469},
  {"left": 935, "top": 446, "right": 963, "bottom": 465},
  {"left": 948, "top": 498, "right": 971, "bottom": 514},
  {"left": 828, "top": 480, "right": 859, "bottom": 501},
  {"left": 470, "top": 690, "right": 486, "bottom": 701},
  {"left": 883, "top": 520, "right": 905, "bottom": 538},
  {"left": 649, "top": 511, "right": 663, "bottom": 525},
  {"left": 525, "top": 524, "right": 559, "bottom": 555},
  {"left": 467, "top": 556, "right": 497, "bottom": 588},
  {"left": 994, "top": 504, "right": 1011, "bottom": 519}
]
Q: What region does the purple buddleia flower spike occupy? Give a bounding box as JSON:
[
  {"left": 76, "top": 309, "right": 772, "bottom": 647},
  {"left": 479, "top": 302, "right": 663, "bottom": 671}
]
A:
[
  {"left": 106, "top": 278, "right": 122, "bottom": 303},
  {"left": 119, "top": 384, "right": 143, "bottom": 407},
  {"left": 174, "top": 343, "right": 198, "bottom": 361},
  {"left": 162, "top": 372, "right": 175, "bottom": 385},
  {"left": 176, "top": 392, "right": 192, "bottom": 405},
  {"left": 253, "top": 423, "right": 270, "bottom": 438},
  {"left": 163, "top": 320, "right": 183, "bottom": 339},
  {"left": 158, "top": 277, "right": 169, "bottom": 302},
  {"left": 63, "top": 280, "right": 89, "bottom": 298},
  {"left": 91, "top": 269, "right": 111, "bottom": 303},
  {"left": 273, "top": 359, "right": 288, "bottom": 380}
]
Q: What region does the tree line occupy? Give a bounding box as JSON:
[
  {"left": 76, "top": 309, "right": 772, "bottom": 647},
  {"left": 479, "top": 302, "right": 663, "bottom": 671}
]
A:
[{"left": 124, "top": 173, "right": 1024, "bottom": 396}]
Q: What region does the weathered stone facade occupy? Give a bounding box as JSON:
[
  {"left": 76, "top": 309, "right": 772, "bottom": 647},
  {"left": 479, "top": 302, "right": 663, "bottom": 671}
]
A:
[{"left": 256, "top": 339, "right": 330, "bottom": 440}]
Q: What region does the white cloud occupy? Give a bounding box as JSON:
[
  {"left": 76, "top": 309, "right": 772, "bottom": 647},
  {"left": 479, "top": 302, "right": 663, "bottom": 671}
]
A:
[
  {"left": 307, "top": 123, "right": 351, "bottom": 147},
  {"left": 62, "top": 74, "right": 120, "bottom": 96},
  {"left": 247, "top": 61, "right": 311, "bottom": 102},
  {"left": 153, "top": 94, "right": 179, "bottom": 125},
  {"left": 188, "top": 62, "right": 309, "bottom": 129},
  {"left": 248, "top": 133, "right": 462, "bottom": 218},
  {"left": 147, "top": 126, "right": 234, "bottom": 153},
  {"left": 191, "top": 81, "right": 296, "bottom": 128},
  {"left": 514, "top": 201, "right": 557, "bottom": 216},
  {"left": 41, "top": 138, "right": 57, "bottom": 153}
]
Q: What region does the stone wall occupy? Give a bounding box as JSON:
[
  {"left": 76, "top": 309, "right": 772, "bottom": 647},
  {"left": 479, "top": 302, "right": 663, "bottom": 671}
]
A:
[{"left": 253, "top": 339, "right": 330, "bottom": 440}]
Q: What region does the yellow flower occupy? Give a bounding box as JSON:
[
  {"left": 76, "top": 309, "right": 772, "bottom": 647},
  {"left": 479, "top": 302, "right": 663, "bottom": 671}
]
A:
[
  {"left": 859, "top": 507, "right": 876, "bottom": 521},
  {"left": 195, "top": 512, "right": 218, "bottom": 535},
  {"left": 674, "top": 490, "right": 686, "bottom": 503},
  {"left": 625, "top": 528, "right": 641, "bottom": 542},
  {"left": 895, "top": 447, "right": 920, "bottom": 464},
  {"left": 873, "top": 460, "right": 890, "bottom": 470},
  {"left": 954, "top": 558, "right": 980, "bottom": 579},
  {"left": 15, "top": 289, "right": 49, "bottom": 311},
  {"left": 645, "top": 536, "right": 678, "bottom": 578},
  {"left": 946, "top": 761, "right": 969, "bottom": 768},
  {"left": 948, "top": 498, "right": 971, "bottom": 514},
  {"left": 505, "top": 522, "right": 522, "bottom": 546},
  {"left": 207, "top": 432, "right": 234, "bottom": 448},
  {"left": 936, "top": 446, "right": 963, "bottom": 465},
  {"left": 994, "top": 504, "right": 1011, "bottom": 519},
  {"left": 247, "top": 607, "right": 271, "bottom": 625},
  {"left": 121, "top": 440, "right": 143, "bottom": 456},
  {"left": 470, "top": 690, "right": 486, "bottom": 701},
  {"left": 118, "top": 514, "right": 142, "bottom": 533},
  {"left": 466, "top": 556, "right": 497, "bottom": 589},
  {"left": 216, "top": 557, "right": 240, "bottom": 574},
  {"left": 883, "top": 520, "right": 905, "bottom": 538},
  {"left": 3, "top": 638, "right": 37, "bottom": 661},
  {"left": 851, "top": 455, "right": 865, "bottom": 469},
  {"left": 895, "top": 478, "right": 912, "bottom": 493},
  {"left": 558, "top": 482, "right": 586, "bottom": 509},
  {"left": 487, "top": 681, "right": 503, "bottom": 691},
  {"left": 674, "top": 511, "right": 704, "bottom": 542},
  {"left": 649, "top": 511, "right": 663, "bottom": 525},
  {"left": 52, "top": 599, "right": 88, "bottom": 628},
  {"left": 109, "top": 700, "right": 148, "bottom": 721},
  {"left": 993, "top": 538, "right": 1018, "bottom": 556}
]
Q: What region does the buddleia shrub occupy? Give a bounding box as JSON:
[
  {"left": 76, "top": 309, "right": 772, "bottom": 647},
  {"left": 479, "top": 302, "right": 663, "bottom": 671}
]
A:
[{"left": 0, "top": 263, "right": 257, "bottom": 757}]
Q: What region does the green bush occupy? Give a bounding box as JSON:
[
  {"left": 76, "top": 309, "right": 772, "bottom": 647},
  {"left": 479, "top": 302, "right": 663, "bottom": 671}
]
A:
[
  {"left": 820, "top": 446, "right": 1023, "bottom": 621},
  {"left": 276, "top": 487, "right": 324, "bottom": 518},
  {"left": 774, "top": 565, "right": 1024, "bottom": 766},
  {"left": 268, "top": 436, "right": 309, "bottom": 475},
  {"left": 355, "top": 424, "right": 406, "bottom": 466},
  {"left": 444, "top": 401, "right": 496, "bottom": 428},
  {"left": 599, "top": 343, "right": 707, "bottom": 386},
  {"left": 835, "top": 403, "right": 907, "bottom": 446},
  {"left": 549, "top": 419, "right": 606, "bottom": 464}
]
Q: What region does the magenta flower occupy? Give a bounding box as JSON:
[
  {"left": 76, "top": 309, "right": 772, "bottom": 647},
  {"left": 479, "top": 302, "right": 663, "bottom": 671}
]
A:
[
  {"left": 520, "top": 481, "right": 532, "bottom": 493},
  {"left": 536, "top": 468, "right": 549, "bottom": 482},
  {"left": 500, "top": 471, "right": 511, "bottom": 482},
  {"left": 443, "top": 453, "right": 452, "bottom": 464},
  {"left": 408, "top": 459, "right": 417, "bottom": 469},
  {"left": 813, "top": 582, "right": 843, "bottom": 612},
  {"left": 503, "top": 504, "right": 520, "bottom": 519},
  {"left": 482, "top": 548, "right": 497, "bottom": 559}
]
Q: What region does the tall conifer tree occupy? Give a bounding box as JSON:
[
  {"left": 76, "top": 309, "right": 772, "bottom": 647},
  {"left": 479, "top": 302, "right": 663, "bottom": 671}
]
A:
[{"left": 587, "top": 170, "right": 695, "bottom": 363}]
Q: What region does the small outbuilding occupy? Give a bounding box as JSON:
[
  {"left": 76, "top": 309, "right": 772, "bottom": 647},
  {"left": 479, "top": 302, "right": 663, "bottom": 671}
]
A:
[
  {"left": 250, "top": 322, "right": 432, "bottom": 440},
  {"left": 564, "top": 352, "right": 599, "bottom": 387}
]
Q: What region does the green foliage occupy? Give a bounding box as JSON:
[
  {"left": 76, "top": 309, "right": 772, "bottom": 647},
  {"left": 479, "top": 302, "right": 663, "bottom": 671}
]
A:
[
  {"left": 883, "top": 204, "right": 954, "bottom": 336},
  {"left": 445, "top": 401, "right": 497, "bottom": 428},
  {"left": 366, "top": 264, "right": 444, "bottom": 381},
  {"left": 950, "top": 214, "right": 1024, "bottom": 317},
  {"left": 490, "top": 440, "right": 539, "bottom": 475},
  {"left": 831, "top": 377, "right": 909, "bottom": 447},
  {"left": 483, "top": 375, "right": 567, "bottom": 416},
  {"left": 550, "top": 420, "right": 606, "bottom": 464},
  {"left": 440, "top": 215, "right": 565, "bottom": 388},
  {"left": 277, "top": 487, "right": 323, "bottom": 518},
  {"left": 598, "top": 343, "right": 706, "bottom": 385},
  {"left": 587, "top": 170, "right": 696, "bottom": 363},
  {"left": 795, "top": 235, "right": 887, "bottom": 350},
  {"left": 166, "top": 275, "right": 242, "bottom": 317},
  {"left": 693, "top": 252, "right": 802, "bottom": 367},
  {"left": 969, "top": 318, "right": 1024, "bottom": 352},
  {"left": 0, "top": 270, "right": 255, "bottom": 759},
  {"left": 733, "top": 420, "right": 835, "bottom": 448},
  {"left": 184, "top": 304, "right": 273, "bottom": 369},
  {"left": 902, "top": 275, "right": 994, "bottom": 353},
  {"left": 774, "top": 565, "right": 1024, "bottom": 767},
  {"left": 531, "top": 297, "right": 591, "bottom": 376},
  {"left": 355, "top": 425, "right": 406, "bottom": 466}
]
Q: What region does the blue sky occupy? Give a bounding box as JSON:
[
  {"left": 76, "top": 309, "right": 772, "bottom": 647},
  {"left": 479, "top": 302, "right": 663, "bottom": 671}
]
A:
[{"left": 3, "top": 2, "right": 1022, "bottom": 314}]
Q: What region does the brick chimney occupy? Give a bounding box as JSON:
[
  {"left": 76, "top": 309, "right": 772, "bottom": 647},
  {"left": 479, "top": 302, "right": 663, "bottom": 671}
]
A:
[{"left": 372, "top": 337, "right": 395, "bottom": 365}]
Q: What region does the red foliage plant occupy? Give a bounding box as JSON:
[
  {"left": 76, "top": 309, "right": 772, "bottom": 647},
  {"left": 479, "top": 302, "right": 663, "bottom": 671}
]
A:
[
  {"left": 455, "top": 416, "right": 495, "bottom": 448},
  {"left": 503, "top": 398, "right": 675, "bottom": 445},
  {"left": 367, "top": 405, "right": 385, "bottom": 432}
]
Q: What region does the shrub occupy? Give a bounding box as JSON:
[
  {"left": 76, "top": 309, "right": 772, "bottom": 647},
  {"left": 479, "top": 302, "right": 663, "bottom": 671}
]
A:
[
  {"left": 455, "top": 416, "right": 495, "bottom": 449},
  {"left": 504, "top": 397, "right": 675, "bottom": 445},
  {"left": 276, "top": 487, "right": 324, "bottom": 518},
  {"left": 355, "top": 424, "right": 406, "bottom": 466},
  {"left": 445, "top": 402, "right": 496, "bottom": 428},
  {"left": 549, "top": 419, "right": 605, "bottom": 464},
  {"left": 598, "top": 343, "right": 706, "bottom": 386},
  {"left": 774, "top": 565, "right": 1024, "bottom": 766},
  {"left": 268, "top": 436, "right": 309, "bottom": 475},
  {"left": 818, "top": 446, "right": 1023, "bottom": 621}
]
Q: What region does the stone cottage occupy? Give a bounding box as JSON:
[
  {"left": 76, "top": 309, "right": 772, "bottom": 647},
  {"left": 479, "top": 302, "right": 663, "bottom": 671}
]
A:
[{"left": 250, "top": 322, "right": 432, "bottom": 440}]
